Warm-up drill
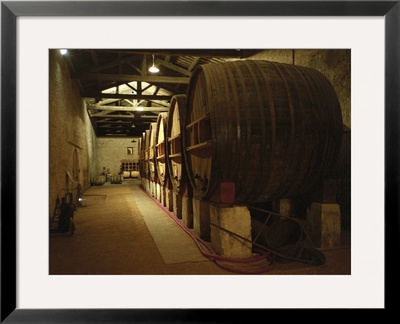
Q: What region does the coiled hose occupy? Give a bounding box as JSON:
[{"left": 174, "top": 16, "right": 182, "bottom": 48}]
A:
[{"left": 139, "top": 186, "right": 274, "bottom": 274}]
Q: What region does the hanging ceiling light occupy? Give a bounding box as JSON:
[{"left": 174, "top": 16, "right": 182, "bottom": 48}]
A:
[{"left": 148, "top": 54, "right": 159, "bottom": 73}]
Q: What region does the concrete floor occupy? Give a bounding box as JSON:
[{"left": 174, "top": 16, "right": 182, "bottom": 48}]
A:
[{"left": 50, "top": 179, "right": 351, "bottom": 275}]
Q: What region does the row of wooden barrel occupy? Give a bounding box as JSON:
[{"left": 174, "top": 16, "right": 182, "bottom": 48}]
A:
[
  {"left": 138, "top": 60, "right": 343, "bottom": 204},
  {"left": 121, "top": 171, "right": 140, "bottom": 179},
  {"left": 91, "top": 171, "right": 140, "bottom": 186}
]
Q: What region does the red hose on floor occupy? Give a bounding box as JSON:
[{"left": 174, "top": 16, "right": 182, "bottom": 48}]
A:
[{"left": 138, "top": 185, "right": 274, "bottom": 274}]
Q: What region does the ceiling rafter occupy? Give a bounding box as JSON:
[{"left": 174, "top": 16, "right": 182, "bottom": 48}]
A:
[
  {"left": 74, "top": 73, "right": 190, "bottom": 84},
  {"left": 188, "top": 57, "right": 201, "bottom": 72},
  {"left": 83, "top": 93, "right": 172, "bottom": 100},
  {"left": 97, "top": 120, "right": 132, "bottom": 124},
  {"left": 87, "top": 105, "right": 169, "bottom": 112},
  {"left": 89, "top": 111, "right": 136, "bottom": 119},
  {"left": 155, "top": 58, "right": 192, "bottom": 76},
  {"left": 62, "top": 49, "right": 256, "bottom": 137},
  {"left": 85, "top": 53, "right": 141, "bottom": 74}
]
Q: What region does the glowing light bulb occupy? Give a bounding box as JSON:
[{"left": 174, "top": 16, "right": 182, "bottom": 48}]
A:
[
  {"left": 148, "top": 65, "right": 159, "bottom": 73},
  {"left": 148, "top": 54, "right": 159, "bottom": 73}
]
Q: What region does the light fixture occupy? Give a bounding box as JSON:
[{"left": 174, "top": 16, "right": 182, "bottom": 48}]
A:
[
  {"left": 148, "top": 55, "right": 159, "bottom": 73},
  {"left": 60, "top": 49, "right": 68, "bottom": 55}
]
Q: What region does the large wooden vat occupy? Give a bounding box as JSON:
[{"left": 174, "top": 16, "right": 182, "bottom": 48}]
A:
[
  {"left": 148, "top": 122, "right": 158, "bottom": 182},
  {"left": 137, "top": 136, "right": 144, "bottom": 178},
  {"left": 142, "top": 130, "right": 150, "bottom": 180},
  {"left": 155, "top": 112, "right": 169, "bottom": 186},
  {"left": 183, "top": 60, "right": 343, "bottom": 204},
  {"left": 166, "top": 94, "right": 189, "bottom": 193}
]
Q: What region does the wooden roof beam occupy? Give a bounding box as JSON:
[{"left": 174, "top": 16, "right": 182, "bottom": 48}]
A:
[
  {"left": 155, "top": 58, "right": 192, "bottom": 76},
  {"left": 83, "top": 93, "right": 172, "bottom": 100},
  {"left": 87, "top": 105, "right": 168, "bottom": 112},
  {"left": 74, "top": 73, "right": 190, "bottom": 84}
]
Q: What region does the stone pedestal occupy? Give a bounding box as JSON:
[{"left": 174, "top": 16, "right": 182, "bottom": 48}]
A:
[
  {"left": 182, "top": 194, "right": 193, "bottom": 228},
  {"left": 149, "top": 180, "right": 155, "bottom": 196},
  {"left": 278, "top": 198, "right": 296, "bottom": 217},
  {"left": 306, "top": 178, "right": 341, "bottom": 248},
  {"left": 165, "top": 187, "right": 174, "bottom": 212},
  {"left": 141, "top": 178, "right": 149, "bottom": 193},
  {"left": 307, "top": 202, "right": 341, "bottom": 248},
  {"left": 156, "top": 183, "right": 161, "bottom": 202},
  {"left": 192, "top": 198, "right": 210, "bottom": 240},
  {"left": 173, "top": 191, "right": 183, "bottom": 219},
  {"left": 160, "top": 185, "right": 165, "bottom": 205},
  {"left": 210, "top": 205, "right": 252, "bottom": 258}
]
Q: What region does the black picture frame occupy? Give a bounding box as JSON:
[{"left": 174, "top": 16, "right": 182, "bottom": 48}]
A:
[{"left": 1, "top": 1, "right": 398, "bottom": 321}]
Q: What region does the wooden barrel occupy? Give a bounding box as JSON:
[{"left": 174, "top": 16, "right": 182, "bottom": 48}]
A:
[
  {"left": 137, "top": 136, "right": 143, "bottom": 177},
  {"left": 131, "top": 171, "right": 139, "bottom": 178},
  {"left": 155, "top": 112, "right": 169, "bottom": 186},
  {"left": 183, "top": 60, "right": 343, "bottom": 203},
  {"left": 142, "top": 129, "right": 150, "bottom": 180},
  {"left": 148, "top": 122, "right": 158, "bottom": 182},
  {"left": 123, "top": 171, "right": 130, "bottom": 178},
  {"left": 94, "top": 175, "right": 106, "bottom": 186},
  {"left": 112, "top": 174, "right": 122, "bottom": 184},
  {"left": 166, "top": 94, "right": 188, "bottom": 193}
]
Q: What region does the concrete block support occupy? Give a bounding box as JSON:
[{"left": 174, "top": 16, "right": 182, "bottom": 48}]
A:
[
  {"left": 210, "top": 205, "right": 252, "bottom": 258},
  {"left": 278, "top": 198, "right": 296, "bottom": 217},
  {"left": 149, "top": 180, "right": 154, "bottom": 195},
  {"left": 192, "top": 198, "right": 210, "bottom": 240},
  {"left": 307, "top": 202, "right": 341, "bottom": 248},
  {"left": 156, "top": 183, "right": 162, "bottom": 202},
  {"left": 165, "top": 187, "right": 174, "bottom": 212},
  {"left": 173, "top": 191, "right": 183, "bottom": 219},
  {"left": 146, "top": 180, "right": 151, "bottom": 194},
  {"left": 150, "top": 181, "right": 157, "bottom": 197},
  {"left": 141, "top": 178, "right": 147, "bottom": 192},
  {"left": 181, "top": 194, "right": 193, "bottom": 228},
  {"left": 160, "top": 185, "right": 165, "bottom": 206}
]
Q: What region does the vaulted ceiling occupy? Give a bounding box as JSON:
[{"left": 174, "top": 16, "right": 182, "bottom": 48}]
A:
[{"left": 62, "top": 49, "right": 259, "bottom": 138}]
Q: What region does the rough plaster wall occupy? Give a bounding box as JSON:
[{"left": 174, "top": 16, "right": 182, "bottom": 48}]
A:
[
  {"left": 49, "top": 50, "right": 96, "bottom": 217},
  {"left": 294, "top": 50, "right": 351, "bottom": 128},
  {"left": 244, "top": 49, "right": 294, "bottom": 64},
  {"left": 246, "top": 49, "right": 351, "bottom": 128},
  {"left": 96, "top": 138, "right": 139, "bottom": 175}
]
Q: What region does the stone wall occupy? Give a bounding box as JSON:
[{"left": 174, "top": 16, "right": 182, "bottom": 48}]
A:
[
  {"left": 49, "top": 49, "right": 141, "bottom": 218},
  {"left": 95, "top": 138, "right": 139, "bottom": 176},
  {"left": 49, "top": 50, "right": 97, "bottom": 217}
]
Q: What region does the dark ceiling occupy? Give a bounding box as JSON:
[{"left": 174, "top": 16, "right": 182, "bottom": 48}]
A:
[{"left": 61, "top": 49, "right": 259, "bottom": 138}]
